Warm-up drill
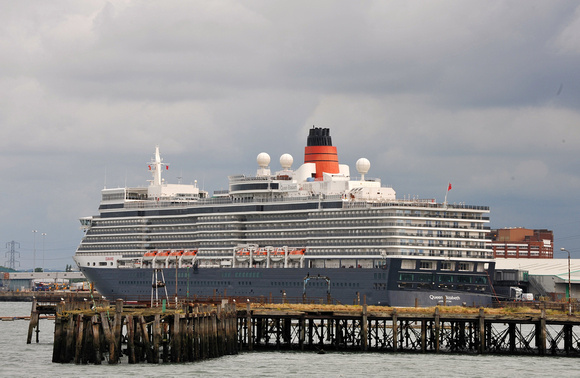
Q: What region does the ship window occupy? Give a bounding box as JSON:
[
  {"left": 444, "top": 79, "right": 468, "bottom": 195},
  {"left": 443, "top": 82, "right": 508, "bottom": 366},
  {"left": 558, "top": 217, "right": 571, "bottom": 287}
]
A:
[
  {"left": 401, "top": 260, "right": 416, "bottom": 270},
  {"left": 438, "top": 275, "right": 453, "bottom": 283},
  {"left": 474, "top": 276, "right": 487, "bottom": 284},
  {"left": 458, "top": 262, "right": 472, "bottom": 271},
  {"left": 440, "top": 262, "right": 454, "bottom": 271},
  {"left": 420, "top": 261, "right": 435, "bottom": 270},
  {"left": 399, "top": 273, "right": 413, "bottom": 281},
  {"left": 415, "top": 274, "right": 433, "bottom": 282}
]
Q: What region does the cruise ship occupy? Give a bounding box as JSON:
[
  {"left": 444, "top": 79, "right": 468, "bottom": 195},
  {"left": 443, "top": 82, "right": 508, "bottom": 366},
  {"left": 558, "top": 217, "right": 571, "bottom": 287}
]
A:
[{"left": 74, "top": 127, "right": 495, "bottom": 306}]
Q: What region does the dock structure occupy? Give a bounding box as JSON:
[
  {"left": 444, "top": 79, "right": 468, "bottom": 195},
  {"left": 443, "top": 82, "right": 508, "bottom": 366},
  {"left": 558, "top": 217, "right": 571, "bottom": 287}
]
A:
[
  {"left": 47, "top": 300, "right": 580, "bottom": 363},
  {"left": 239, "top": 304, "right": 580, "bottom": 356},
  {"left": 50, "top": 299, "right": 238, "bottom": 364}
]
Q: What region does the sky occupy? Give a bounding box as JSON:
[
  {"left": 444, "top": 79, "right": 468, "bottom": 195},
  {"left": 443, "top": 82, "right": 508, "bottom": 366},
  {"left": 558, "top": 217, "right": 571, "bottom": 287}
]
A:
[{"left": 1, "top": 0, "right": 579, "bottom": 270}]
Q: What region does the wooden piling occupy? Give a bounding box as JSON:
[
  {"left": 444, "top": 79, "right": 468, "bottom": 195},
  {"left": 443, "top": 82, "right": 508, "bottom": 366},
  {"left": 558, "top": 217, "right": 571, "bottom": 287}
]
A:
[
  {"left": 113, "top": 299, "right": 123, "bottom": 364},
  {"left": 187, "top": 312, "right": 194, "bottom": 360},
  {"left": 51, "top": 315, "right": 63, "bottom": 363},
  {"left": 27, "top": 298, "right": 39, "bottom": 344},
  {"left": 100, "top": 312, "right": 116, "bottom": 364},
  {"left": 74, "top": 315, "right": 84, "bottom": 364},
  {"left": 134, "top": 315, "right": 143, "bottom": 363},
  {"left": 126, "top": 314, "right": 136, "bottom": 364},
  {"left": 153, "top": 314, "right": 161, "bottom": 363},
  {"left": 64, "top": 315, "right": 75, "bottom": 362},
  {"left": 361, "top": 301, "right": 368, "bottom": 351},
  {"left": 172, "top": 313, "right": 181, "bottom": 362},
  {"left": 139, "top": 315, "right": 154, "bottom": 363},
  {"left": 92, "top": 315, "right": 102, "bottom": 364},
  {"left": 162, "top": 317, "right": 169, "bottom": 363},
  {"left": 82, "top": 317, "right": 93, "bottom": 364}
]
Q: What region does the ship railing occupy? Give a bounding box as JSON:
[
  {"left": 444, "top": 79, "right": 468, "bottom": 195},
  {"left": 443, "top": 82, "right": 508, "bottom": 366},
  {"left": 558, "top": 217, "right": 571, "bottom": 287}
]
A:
[
  {"left": 121, "top": 194, "right": 343, "bottom": 209},
  {"left": 342, "top": 201, "right": 489, "bottom": 211},
  {"left": 118, "top": 193, "right": 489, "bottom": 212},
  {"left": 228, "top": 175, "right": 272, "bottom": 182}
]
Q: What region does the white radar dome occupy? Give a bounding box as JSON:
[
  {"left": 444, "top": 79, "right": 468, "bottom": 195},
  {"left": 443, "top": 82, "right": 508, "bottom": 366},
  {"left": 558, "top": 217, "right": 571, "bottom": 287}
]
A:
[
  {"left": 257, "top": 152, "right": 271, "bottom": 168},
  {"left": 356, "top": 158, "right": 371, "bottom": 175},
  {"left": 280, "top": 154, "right": 293, "bottom": 169}
]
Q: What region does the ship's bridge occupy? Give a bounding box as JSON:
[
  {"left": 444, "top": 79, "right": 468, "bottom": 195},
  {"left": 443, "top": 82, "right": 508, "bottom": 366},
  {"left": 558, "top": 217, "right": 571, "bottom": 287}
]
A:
[{"left": 228, "top": 174, "right": 301, "bottom": 198}]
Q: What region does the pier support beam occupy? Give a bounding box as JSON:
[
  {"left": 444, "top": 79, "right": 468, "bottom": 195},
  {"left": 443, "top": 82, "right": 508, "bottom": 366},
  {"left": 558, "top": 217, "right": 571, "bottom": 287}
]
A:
[
  {"left": 361, "top": 302, "right": 368, "bottom": 351},
  {"left": 538, "top": 308, "right": 546, "bottom": 355},
  {"left": 246, "top": 303, "right": 253, "bottom": 351},
  {"left": 392, "top": 309, "right": 398, "bottom": 352},
  {"left": 478, "top": 308, "right": 485, "bottom": 354},
  {"left": 434, "top": 307, "right": 440, "bottom": 353}
]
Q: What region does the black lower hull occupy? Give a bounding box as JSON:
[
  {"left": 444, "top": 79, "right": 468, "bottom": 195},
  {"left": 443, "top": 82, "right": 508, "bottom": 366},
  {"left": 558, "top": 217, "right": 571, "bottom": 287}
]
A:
[{"left": 80, "top": 263, "right": 494, "bottom": 307}]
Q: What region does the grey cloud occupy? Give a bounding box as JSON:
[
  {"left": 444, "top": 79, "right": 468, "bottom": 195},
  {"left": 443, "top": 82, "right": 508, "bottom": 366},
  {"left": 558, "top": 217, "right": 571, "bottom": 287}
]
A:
[{"left": 1, "top": 0, "right": 580, "bottom": 269}]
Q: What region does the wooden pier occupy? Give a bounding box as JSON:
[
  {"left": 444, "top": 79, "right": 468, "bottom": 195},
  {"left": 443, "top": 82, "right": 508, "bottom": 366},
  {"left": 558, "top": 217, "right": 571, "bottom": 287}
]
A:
[
  {"left": 240, "top": 304, "right": 580, "bottom": 356},
  {"left": 50, "top": 299, "right": 238, "bottom": 364},
  {"left": 45, "top": 300, "right": 580, "bottom": 363}
]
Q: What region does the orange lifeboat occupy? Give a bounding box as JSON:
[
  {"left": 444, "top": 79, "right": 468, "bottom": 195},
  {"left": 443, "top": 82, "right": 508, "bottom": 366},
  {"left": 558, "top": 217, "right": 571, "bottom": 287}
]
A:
[
  {"left": 167, "top": 250, "right": 183, "bottom": 266},
  {"left": 236, "top": 248, "right": 250, "bottom": 261},
  {"left": 155, "top": 250, "right": 171, "bottom": 262},
  {"left": 143, "top": 250, "right": 158, "bottom": 260},
  {"left": 182, "top": 250, "right": 197, "bottom": 258},
  {"left": 253, "top": 248, "right": 268, "bottom": 262},
  {"left": 288, "top": 249, "right": 305, "bottom": 260},
  {"left": 158, "top": 250, "right": 170, "bottom": 256},
  {"left": 270, "top": 248, "right": 286, "bottom": 262}
]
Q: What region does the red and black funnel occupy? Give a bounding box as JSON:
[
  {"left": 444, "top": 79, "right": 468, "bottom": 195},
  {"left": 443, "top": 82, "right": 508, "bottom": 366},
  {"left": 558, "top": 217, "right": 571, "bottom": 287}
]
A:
[{"left": 304, "top": 127, "right": 339, "bottom": 179}]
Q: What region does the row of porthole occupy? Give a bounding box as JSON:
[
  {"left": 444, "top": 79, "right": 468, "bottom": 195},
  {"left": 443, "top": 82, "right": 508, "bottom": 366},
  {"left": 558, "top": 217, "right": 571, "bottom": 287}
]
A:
[{"left": 87, "top": 262, "right": 114, "bottom": 266}]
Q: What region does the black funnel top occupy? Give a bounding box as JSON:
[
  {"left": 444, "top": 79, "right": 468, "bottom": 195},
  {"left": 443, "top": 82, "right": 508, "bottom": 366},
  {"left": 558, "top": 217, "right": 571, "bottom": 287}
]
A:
[{"left": 307, "top": 127, "right": 332, "bottom": 146}]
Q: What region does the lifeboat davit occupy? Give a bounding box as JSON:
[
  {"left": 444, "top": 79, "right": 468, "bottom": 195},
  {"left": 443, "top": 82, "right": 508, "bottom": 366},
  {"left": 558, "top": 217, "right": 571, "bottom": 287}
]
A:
[{"left": 288, "top": 249, "right": 305, "bottom": 260}]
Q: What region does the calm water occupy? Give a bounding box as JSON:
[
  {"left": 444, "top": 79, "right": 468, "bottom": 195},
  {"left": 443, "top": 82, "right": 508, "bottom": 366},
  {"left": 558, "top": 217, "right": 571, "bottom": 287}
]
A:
[{"left": 0, "top": 302, "right": 577, "bottom": 378}]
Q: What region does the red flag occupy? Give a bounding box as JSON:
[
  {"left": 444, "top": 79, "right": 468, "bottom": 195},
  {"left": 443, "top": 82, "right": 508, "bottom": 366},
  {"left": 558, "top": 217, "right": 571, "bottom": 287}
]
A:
[
  {"left": 447, "top": 183, "right": 452, "bottom": 191},
  {"left": 166, "top": 165, "right": 169, "bottom": 170},
  {"left": 148, "top": 165, "right": 151, "bottom": 170}
]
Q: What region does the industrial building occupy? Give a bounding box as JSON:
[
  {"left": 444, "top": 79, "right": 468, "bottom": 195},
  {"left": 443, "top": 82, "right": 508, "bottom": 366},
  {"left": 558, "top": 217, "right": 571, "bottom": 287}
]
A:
[{"left": 488, "top": 228, "right": 554, "bottom": 259}]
